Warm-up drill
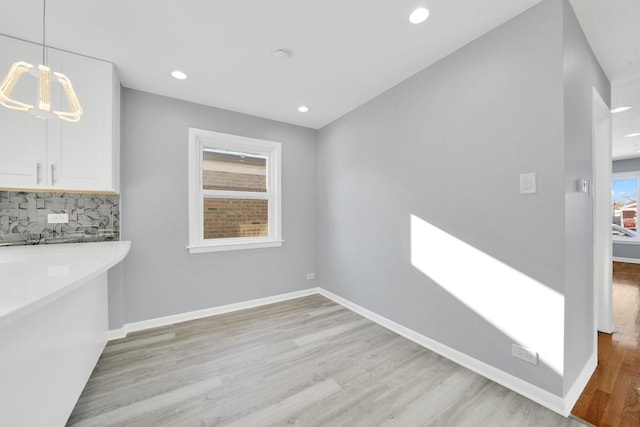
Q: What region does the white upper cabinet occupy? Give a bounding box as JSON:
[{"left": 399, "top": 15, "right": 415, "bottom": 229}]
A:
[
  {"left": 46, "top": 48, "right": 120, "bottom": 192},
  {"left": 0, "top": 35, "right": 120, "bottom": 193},
  {"left": 0, "top": 36, "right": 47, "bottom": 188}
]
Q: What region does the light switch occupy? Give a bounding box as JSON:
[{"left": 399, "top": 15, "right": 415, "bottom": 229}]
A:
[
  {"left": 520, "top": 173, "right": 536, "bottom": 194},
  {"left": 577, "top": 179, "right": 589, "bottom": 193}
]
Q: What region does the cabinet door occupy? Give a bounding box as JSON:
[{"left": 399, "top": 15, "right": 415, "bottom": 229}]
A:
[
  {"left": 46, "top": 48, "right": 116, "bottom": 192},
  {"left": 0, "top": 36, "right": 47, "bottom": 189}
]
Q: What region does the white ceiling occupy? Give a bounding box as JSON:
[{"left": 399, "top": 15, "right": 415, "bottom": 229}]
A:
[
  {"left": 0, "top": 0, "right": 638, "bottom": 156},
  {"left": 569, "top": 0, "right": 640, "bottom": 160}
]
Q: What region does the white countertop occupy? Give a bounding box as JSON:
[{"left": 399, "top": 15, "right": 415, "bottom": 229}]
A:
[{"left": 0, "top": 241, "right": 131, "bottom": 328}]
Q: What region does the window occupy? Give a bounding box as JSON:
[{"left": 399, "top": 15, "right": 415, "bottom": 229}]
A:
[
  {"left": 612, "top": 173, "right": 639, "bottom": 242},
  {"left": 188, "top": 128, "right": 282, "bottom": 253}
]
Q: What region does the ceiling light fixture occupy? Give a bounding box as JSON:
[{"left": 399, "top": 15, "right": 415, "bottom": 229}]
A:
[
  {"left": 171, "top": 70, "right": 188, "bottom": 80},
  {"left": 611, "top": 106, "right": 632, "bottom": 114},
  {"left": 0, "top": 0, "right": 82, "bottom": 122},
  {"left": 624, "top": 132, "right": 640, "bottom": 138},
  {"left": 409, "top": 7, "right": 430, "bottom": 24},
  {"left": 297, "top": 105, "right": 309, "bottom": 113},
  {"left": 274, "top": 48, "right": 292, "bottom": 61}
]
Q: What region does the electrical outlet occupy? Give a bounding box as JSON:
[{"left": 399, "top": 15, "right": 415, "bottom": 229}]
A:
[
  {"left": 512, "top": 344, "right": 538, "bottom": 365},
  {"left": 47, "top": 213, "right": 69, "bottom": 224},
  {"left": 306, "top": 273, "right": 315, "bottom": 280}
]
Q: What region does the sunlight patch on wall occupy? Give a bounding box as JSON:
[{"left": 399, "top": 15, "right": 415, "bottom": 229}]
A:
[{"left": 410, "top": 214, "right": 564, "bottom": 374}]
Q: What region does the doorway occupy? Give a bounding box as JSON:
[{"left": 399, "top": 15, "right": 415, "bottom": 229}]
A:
[{"left": 592, "top": 87, "right": 613, "bottom": 334}]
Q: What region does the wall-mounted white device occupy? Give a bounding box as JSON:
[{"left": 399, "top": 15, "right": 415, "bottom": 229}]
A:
[
  {"left": 576, "top": 179, "right": 590, "bottom": 194},
  {"left": 47, "top": 213, "right": 69, "bottom": 224},
  {"left": 519, "top": 173, "right": 536, "bottom": 194},
  {"left": 512, "top": 344, "right": 538, "bottom": 365}
]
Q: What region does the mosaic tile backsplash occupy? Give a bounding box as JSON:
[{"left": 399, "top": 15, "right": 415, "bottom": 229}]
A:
[{"left": 0, "top": 191, "right": 120, "bottom": 246}]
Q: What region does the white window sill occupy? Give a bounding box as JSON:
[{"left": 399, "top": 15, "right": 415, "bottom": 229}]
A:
[
  {"left": 612, "top": 238, "right": 640, "bottom": 245},
  {"left": 187, "top": 240, "right": 283, "bottom": 254}
]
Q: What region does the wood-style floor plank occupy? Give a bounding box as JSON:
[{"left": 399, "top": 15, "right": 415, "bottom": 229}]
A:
[
  {"left": 68, "top": 294, "right": 586, "bottom": 426},
  {"left": 572, "top": 262, "right": 640, "bottom": 426}
]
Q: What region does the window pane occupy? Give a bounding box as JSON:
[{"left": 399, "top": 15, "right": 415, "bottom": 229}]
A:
[
  {"left": 612, "top": 177, "right": 637, "bottom": 236},
  {"left": 202, "top": 148, "right": 266, "bottom": 192},
  {"left": 203, "top": 198, "right": 268, "bottom": 239}
]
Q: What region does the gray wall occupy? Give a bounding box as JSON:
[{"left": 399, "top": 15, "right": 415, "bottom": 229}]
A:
[
  {"left": 612, "top": 158, "right": 640, "bottom": 261},
  {"left": 111, "top": 89, "right": 317, "bottom": 327},
  {"left": 107, "top": 0, "right": 609, "bottom": 399},
  {"left": 561, "top": 0, "right": 611, "bottom": 394},
  {"left": 317, "top": 0, "right": 607, "bottom": 397}
]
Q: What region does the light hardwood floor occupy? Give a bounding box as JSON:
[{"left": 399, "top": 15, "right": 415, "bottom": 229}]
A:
[
  {"left": 572, "top": 262, "right": 640, "bottom": 426},
  {"left": 68, "top": 295, "right": 586, "bottom": 426}
]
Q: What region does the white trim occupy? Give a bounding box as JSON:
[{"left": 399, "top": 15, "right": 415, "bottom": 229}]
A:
[
  {"left": 187, "top": 128, "right": 282, "bottom": 253},
  {"left": 612, "top": 170, "right": 640, "bottom": 179},
  {"left": 187, "top": 240, "right": 283, "bottom": 254},
  {"left": 613, "top": 256, "right": 640, "bottom": 264},
  {"left": 594, "top": 88, "right": 615, "bottom": 334},
  {"left": 107, "top": 328, "right": 126, "bottom": 341},
  {"left": 110, "top": 288, "right": 319, "bottom": 337},
  {"left": 317, "top": 288, "right": 572, "bottom": 417},
  {"left": 107, "top": 287, "right": 586, "bottom": 417},
  {"left": 612, "top": 238, "right": 640, "bottom": 245},
  {"left": 563, "top": 351, "right": 597, "bottom": 413}
]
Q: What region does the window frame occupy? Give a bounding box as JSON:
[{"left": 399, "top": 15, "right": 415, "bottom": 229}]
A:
[
  {"left": 188, "top": 128, "right": 282, "bottom": 253},
  {"left": 611, "top": 171, "right": 640, "bottom": 244}
]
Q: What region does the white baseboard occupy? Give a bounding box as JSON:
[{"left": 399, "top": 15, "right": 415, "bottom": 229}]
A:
[
  {"left": 107, "top": 286, "right": 590, "bottom": 417},
  {"left": 316, "top": 288, "right": 574, "bottom": 417},
  {"left": 613, "top": 256, "right": 640, "bottom": 265},
  {"left": 107, "top": 328, "right": 126, "bottom": 341},
  {"left": 563, "top": 351, "right": 597, "bottom": 414},
  {"left": 110, "top": 288, "right": 320, "bottom": 337}
]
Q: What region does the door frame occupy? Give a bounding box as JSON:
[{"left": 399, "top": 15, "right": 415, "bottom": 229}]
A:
[{"left": 592, "top": 87, "right": 614, "bottom": 334}]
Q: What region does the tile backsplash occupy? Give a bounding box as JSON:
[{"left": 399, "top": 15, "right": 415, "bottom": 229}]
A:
[{"left": 0, "top": 191, "right": 119, "bottom": 246}]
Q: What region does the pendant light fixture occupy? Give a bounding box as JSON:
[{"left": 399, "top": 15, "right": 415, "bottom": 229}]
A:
[{"left": 0, "top": 0, "right": 82, "bottom": 122}]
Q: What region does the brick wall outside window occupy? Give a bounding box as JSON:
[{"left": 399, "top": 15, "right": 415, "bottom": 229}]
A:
[
  {"left": 203, "top": 198, "right": 268, "bottom": 239},
  {"left": 203, "top": 170, "right": 266, "bottom": 192},
  {"left": 190, "top": 130, "right": 280, "bottom": 251}
]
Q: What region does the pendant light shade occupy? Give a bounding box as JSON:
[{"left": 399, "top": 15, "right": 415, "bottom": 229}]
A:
[
  {"left": 0, "top": 62, "right": 34, "bottom": 111},
  {"left": 0, "top": 0, "right": 82, "bottom": 122}
]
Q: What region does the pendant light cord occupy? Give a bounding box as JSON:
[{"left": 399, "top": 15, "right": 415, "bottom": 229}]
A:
[{"left": 42, "top": 0, "right": 47, "bottom": 65}]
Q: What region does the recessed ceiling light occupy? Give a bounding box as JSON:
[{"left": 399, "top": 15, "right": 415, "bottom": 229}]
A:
[
  {"left": 624, "top": 132, "right": 640, "bottom": 138},
  {"left": 273, "top": 48, "right": 292, "bottom": 61},
  {"left": 409, "top": 7, "right": 430, "bottom": 24},
  {"left": 171, "top": 70, "right": 187, "bottom": 80},
  {"left": 611, "top": 106, "right": 632, "bottom": 114},
  {"left": 298, "top": 105, "right": 309, "bottom": 113}
]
